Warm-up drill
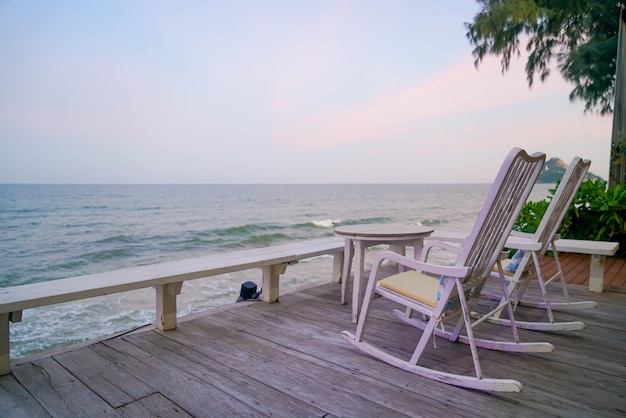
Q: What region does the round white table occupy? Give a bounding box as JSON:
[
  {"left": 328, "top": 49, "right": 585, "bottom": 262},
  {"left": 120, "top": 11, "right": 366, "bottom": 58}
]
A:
[{"left": 334, "top": 223, "right": 433, "bottom": 323}]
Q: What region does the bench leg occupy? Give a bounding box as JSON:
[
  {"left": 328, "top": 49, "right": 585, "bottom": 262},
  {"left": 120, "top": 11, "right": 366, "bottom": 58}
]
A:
[
  {"left": 261, "top": 263, "right": 288, "bottom": 303},
  {"left": 156, "top": 282, "right": 183, "bottom": 331},
  {"left": 589, "top": 255, "right": 605, "bottom": 293}
]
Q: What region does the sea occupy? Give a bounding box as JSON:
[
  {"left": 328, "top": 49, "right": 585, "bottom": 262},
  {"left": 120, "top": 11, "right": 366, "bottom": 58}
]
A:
[{"left": 0, "top": 183, "right": 553, "bottom": 359}]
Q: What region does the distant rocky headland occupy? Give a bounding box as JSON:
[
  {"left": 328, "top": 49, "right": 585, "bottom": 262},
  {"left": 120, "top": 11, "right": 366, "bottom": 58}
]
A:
[{"left": 537, "top": 158, "right": 604, "bottom": 183}]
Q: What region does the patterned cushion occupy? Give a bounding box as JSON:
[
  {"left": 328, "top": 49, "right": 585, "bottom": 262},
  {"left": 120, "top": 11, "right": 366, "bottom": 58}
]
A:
[
  {"left": 505, "top": 250, "right": 525, "bottom": 273},
  {"left": 437, "top": 276, "right": 470, "bottom": 314}
]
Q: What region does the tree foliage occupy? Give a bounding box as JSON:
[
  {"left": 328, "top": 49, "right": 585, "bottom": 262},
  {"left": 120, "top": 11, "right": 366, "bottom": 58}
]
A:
[
  {"left": 466, "top": 0, "right": 622, "bottom": 114},
  {"left": 515, "top": 179, "right": 626, "bottom": 257}
]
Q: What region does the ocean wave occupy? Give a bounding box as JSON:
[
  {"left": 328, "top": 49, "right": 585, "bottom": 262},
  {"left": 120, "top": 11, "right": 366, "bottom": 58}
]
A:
[
  {"left": 175, "top": 237, "right": 225, "bottom": 252},
  {"left": 46, "top": 259, "right": 88, "bottom": 272},
  {"left": 11, "top": 301, "right": 154, "bottom": 358},
  {"left": 134, "top": 206, "right": 163, "bottom": 211},
  {"left": 4, "top": 183, "right": 513, "bottom": 359},
  {"left": 80, "top": 248, "right": 136, "bottom": 263},
  {"left": 214, "top": 223, "right": 282, "bottom": 236},
  {"left": 7, "top": 208, "right": 42, "bottom": 213},
  {"left": 241, "top": 233, "right": 290, "bottom": 246},
  {"left": 339, "top": 216, "right": 392, "bottom": 225},
  {"left": 420, "top": 219, "right": 448, "bottom": 226},
  {"left": 82, "top": 205, "right": 108, "bottom": 209},
  {"left": 1, "top": 272, "right": 21, "bottom": 287},
  {"left": 309, "top": 219, "right": 340, "bottom": 228},
  {"left": 95, "top": 234, "right": 138, "bottom": 244}
]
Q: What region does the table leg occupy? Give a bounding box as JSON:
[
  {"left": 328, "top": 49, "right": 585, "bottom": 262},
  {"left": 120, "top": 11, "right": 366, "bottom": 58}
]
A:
[
  {"left": 413, "top": 238, "right": 424, "bottom": 262},
  {"left": 352, "top": 240, "right": 365, "bottom": 323},
  {"left": 389, "top": 244, "right": 406, "bottom": 272},
  {"left": 340, "top": 239, "right": 353, "bottom": 304}
]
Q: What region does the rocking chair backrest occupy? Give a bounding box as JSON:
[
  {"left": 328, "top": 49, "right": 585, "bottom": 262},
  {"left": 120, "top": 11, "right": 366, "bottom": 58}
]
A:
[
  {"left": 534, "top": 157, "right": 591, "bottom": 254},
  {"left": 456, "top": 148, "right": 545, "bottom": 286}
]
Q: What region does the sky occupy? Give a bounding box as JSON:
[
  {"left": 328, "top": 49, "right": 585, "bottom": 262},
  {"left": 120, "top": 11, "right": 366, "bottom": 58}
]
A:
[{"left": 0, "top": 1, "right": 613, "bottom": 184}]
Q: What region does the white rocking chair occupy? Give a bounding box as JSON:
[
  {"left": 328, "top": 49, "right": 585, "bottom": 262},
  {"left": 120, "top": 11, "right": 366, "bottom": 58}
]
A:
[
  {"left": 476, "top": 157, "right": 594, "bottom": 332},
  {"left": 341, "top": 148, "right": 546, "bottom": 392},
  {"left": 424, "top": 157, "right": 594, "bottom": 332}
]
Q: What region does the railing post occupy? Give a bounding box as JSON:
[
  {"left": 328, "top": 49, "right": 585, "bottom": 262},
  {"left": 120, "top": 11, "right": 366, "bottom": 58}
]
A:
[
  {"left": 156, "top": 282, "right": 183, "bottom": 331},
  {"left": 261, "top": 263, "right": 288, "bottom": 303},
  {"left": 0, "top": 313, "right": 9, "bottom": 376},
  {"left": 332, "top": 252, "right": 344, "bottom": 284}
]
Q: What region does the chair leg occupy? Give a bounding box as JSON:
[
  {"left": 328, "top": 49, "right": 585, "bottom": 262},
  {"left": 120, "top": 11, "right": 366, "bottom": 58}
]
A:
[
  {"left": 497, "top": 267, "right": 520, "bottom": 344},
  {"left": 399, "top": 266, "right": 554, "bottom": 352},
  {"left": 353, "top": 257, "right": 382, "bottom": 341},
  {"left": 342, "top": 257, "right": 526, "bottom": 391},
  {"left": 516, "top": 248, "right": 596, "bottom": 311},
  {"left": 480, "top": 258, "right": 585, "bottom": 331},
  {"left": 532, "top": 253, "right": 556, "bottom": 323},
  {"left": 455, "top": 279, "right": 483, "bottom": 380},
  {"left": 409, "top": 315, "right": 439, "bottom": 365}
]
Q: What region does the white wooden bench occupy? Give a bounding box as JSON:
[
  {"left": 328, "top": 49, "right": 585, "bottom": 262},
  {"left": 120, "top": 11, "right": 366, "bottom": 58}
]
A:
[
  {"left": 427, "top": 231, "right": 619, "bottom": 293},
  {"left": 0, "top": 237, "right": 345, "bottom": 375},
  {"left": 550, "top": 239, "right": 619, "bottom": 293}
]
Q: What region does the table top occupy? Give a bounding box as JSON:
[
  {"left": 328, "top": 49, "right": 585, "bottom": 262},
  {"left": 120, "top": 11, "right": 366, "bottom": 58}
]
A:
[{"left": 334, "top": 223, "right": 433, "bottom": 239}]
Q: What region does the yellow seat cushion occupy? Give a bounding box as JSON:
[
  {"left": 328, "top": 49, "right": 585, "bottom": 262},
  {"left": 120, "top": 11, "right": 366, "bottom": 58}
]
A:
[{"left": 378, "top": 271, "right": 439, "bottom": 308}]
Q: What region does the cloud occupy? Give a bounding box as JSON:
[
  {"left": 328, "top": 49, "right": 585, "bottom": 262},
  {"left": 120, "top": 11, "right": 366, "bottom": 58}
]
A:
[{"left": 271, "top": 53, "right": 573, "bottom": 151}]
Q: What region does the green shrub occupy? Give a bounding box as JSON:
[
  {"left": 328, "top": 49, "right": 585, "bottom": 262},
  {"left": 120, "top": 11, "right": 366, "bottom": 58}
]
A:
[{"left": 515, "top": 180, "right": 626, "bottom": 257}]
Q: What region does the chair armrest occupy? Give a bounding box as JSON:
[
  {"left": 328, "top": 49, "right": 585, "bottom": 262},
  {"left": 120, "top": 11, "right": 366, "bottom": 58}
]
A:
[
  {"left": 421, "top": 240, "right": 462, "bottom": 263},
  {"left": 423, "top": 240, "right": 462, "bottom": 255},
  {"left": 504, "top": 234, "right": 543, "bottom": 251},
  {"left": 426, "top": 230, "right": 467, "bottom": 242},
  {"left": 509, "top": 230, "right": 532, "bottom": 238},
  {"left": 372, "top": 250, "right": 468, "bottom": 278}
]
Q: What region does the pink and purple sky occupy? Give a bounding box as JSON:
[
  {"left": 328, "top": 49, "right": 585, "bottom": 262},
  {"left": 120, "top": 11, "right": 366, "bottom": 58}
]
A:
[{"left": 0, "top": 1, "right": 612, "bottom": 184}]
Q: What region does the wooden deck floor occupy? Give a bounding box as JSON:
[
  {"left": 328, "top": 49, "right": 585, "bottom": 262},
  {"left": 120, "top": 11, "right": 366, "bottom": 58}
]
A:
[{"left": 1, "top": 263, "right": 625, "bottom": 417}]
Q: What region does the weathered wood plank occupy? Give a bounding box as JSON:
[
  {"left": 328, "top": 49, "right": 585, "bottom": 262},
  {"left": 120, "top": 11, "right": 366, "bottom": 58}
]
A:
[
  {"left": 53, "top": 346, "right": 157, "bottom": 408},
  {"left": 117, "top": 393, "right": 193, "bottom": 418},
  {"left": 123, "top": 330, "right": 328, "bottom": 417},
  {"left": 162, "top": 321, "right": 413, "bottom": 418},
  {"left": 0, "top": 373, "right": 51, "bottom": 418},
  {"left": 284, "top": 283, "right": 626, "bottom": 416},
  {"left": 182, "top": 318, "right": 473, "bottom": 417},
  {"left": 202, "top": 301, "right": 521, "bottom": 416},
  {"left": 362, "top": 317, "right": 611, "bottom": 416},
  {"left": 0, "top": 237, "right": 345, "bottom": 376},
  {"left": 92, "top": 340, "right": 260, "bottom": 417},
  {"left": 11, "top": 358, "right": 119, "bottom": 417},
  {"left": 1, "top": 277, "right": 625, "bottom": 418}
]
